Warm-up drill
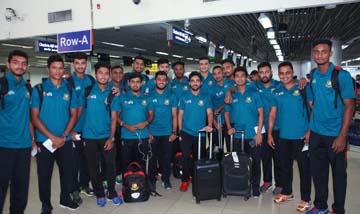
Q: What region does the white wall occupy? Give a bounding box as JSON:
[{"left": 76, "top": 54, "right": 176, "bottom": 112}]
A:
[
  {"left": 93, "top": 0, "right": 358, "bottom": 29},
  {"left": 1, "top": 0, "right": 358, "bottom": 40},
  {"left": 0, "top": 0, "right": 91, "bottom": 40}
]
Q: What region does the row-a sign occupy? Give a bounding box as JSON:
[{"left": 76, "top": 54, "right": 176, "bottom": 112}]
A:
[
  {"left": 57, "top": 30, "right": 92, "bottom": 53},
  {"left": 167, "top": 26, "right": 191, "bottom": 45}
]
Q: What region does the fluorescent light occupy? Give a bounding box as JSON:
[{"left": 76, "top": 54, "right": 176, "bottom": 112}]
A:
[
  {"left": 133, "top": 47, "right": 146, "bottom": 51},
  {"left": 35, "top": 56, "right": 49, "bottom": 59},
  {"left": 155, "top": 51, "right": 169, "bottom": 56},
  {"left": 267, "top": 28, "right": 275, "bottom": 39},
  {"left": 101, "top": 42, "right": 124, "bottom": 47},
  {"left": 341, "top": 45, "right": 349, "bottom": 50},
  {"left": 269, "top": 39, "right": 277, "bottom": 45},
  {"left": 243, "top": 56, "right": 248, "bottom": 59},
  {"left": 219, "top": 45, "right": 224, "bottom": 49},
  {"left": 276, "top": 52, "right": 283, "bottom": 56},
  {"left": 194, "top": 58, "right": 199, "bottom": 61},
  {"left": 186, "top": 57, "right": 194, "bottom": 60},
  {"left": 195, "top": 36, "right": 207, "bottom": 43},
  {"left": 273, "top": 44, "right": 280, "bottom": 50},
  {"left": 236, "top": 54, "right": 242, "bottom": 57},
  {"left": 258, "top": 13, "right": 272, "bottom": 29},
  {"left": 109, "top": 55, "right": 121, "bottom": 58},
  {"left": 2, "top": 43, "right": 33, "bottom": 49},
  {"left": 278, "top": 56, "right": 284, "bottom": 61},
  {"left": 253, "top": 60, "right": 257, "bottom": 63},
  {"left": 172, "top": 54, "right": 183, "bottom": 58},
  {"left": 249, "top": 58, "right": 252, "bottom": 61}
]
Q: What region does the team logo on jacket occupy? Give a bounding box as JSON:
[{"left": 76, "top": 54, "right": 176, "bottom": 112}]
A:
[
  {"left": 293, "top": 90, "right": 300, "bottom": 96},
  {"left": 245, "top": 97, "right": 252, "bottom": 103},
  {"left": 271, "top": 88, "right": 276, "bottom": 92},
  {"left": 164, "top": 99, "right": 170, "bottom": 105},
  {"left": 198, "top": 100, "right": 204, "bottom": 106},
  {"left": 63, "top": 93, "right": 70, "bottom": 100},
  {"left": 141, "top": 100, "right": 147, "bottom": 106},
  {"left": 183, "top": 85, "right": 188, "bottom": 90},
  {"left": 208, "top": 80, "right": 213, "bottom": 86},
  {"left": 325, "top": 80, "right": 332, "bottom": 88},
  {"left": 7, "top": 90, "right": 15, "bottom": 96}
]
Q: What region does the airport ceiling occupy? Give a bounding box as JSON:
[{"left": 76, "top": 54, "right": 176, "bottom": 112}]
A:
[{"left": 0, "top": 2, "right": 360, "bottom": 69}]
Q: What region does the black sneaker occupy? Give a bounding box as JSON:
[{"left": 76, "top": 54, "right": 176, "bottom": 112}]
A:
[
  {"left": 80, "top": 186, "right": 94, "bottom": 197},
  {"left": 59, "top": 200, "right": 79, "bottom": 211},
  {"left": 70, "top": 191, "right": 83, "bottom": 204},
  {"left": 162, "top": 181, "right": 172, "bottom": 190},
  {"left": 253, "top": 187, "right": 261, "bottom": 198}
]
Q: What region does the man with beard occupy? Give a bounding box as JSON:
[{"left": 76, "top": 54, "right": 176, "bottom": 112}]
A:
[
  {"left": 198, "top": 57, "right": 215, "bottom": 96},
  {"left": 221, "top": 59, "right": 236, "bottom": 90},
  {"left": 0, "top": 50, "right": 33, "bottom": 214},
  {"left": 145, "top": 58, "right": 171, "bottom": 94},
  {"left": 178, "top": 71, "right": 213, "bottom": 192},
  {"left": 118, "top": 73, "right": 156, "bottom": 194},
  {"left": 123, "top": 56, "right": 149, "bottom": 94},
  {"left": 81, "top": 62, "right": 122, "bottom": 207},
  {"left": 148, "top": 71, "right": 177, "bottom": 190}
]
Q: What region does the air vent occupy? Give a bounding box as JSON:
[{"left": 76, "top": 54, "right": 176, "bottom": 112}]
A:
[{"left": 48, "top": 9, "right": 72, "bottom": 23}]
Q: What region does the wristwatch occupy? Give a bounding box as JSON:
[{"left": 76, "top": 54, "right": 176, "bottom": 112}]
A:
[
  {"left": 110, "top": 137, "right": 115, "bottom": 142},
  {"left": 120, "top": 121, "right": 125, "bottom": 126}
]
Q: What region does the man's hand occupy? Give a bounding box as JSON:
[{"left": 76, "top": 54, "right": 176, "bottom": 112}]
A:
[
  {"left": 255, "top": 133, "right": 262, "bottom": 147},
  {"left": 104, "top": 139, "right": 114, "bottom": 151},
  {"left": 112, "top": 87, "right": 120, "bottom": 96},
  {"left": 332, "top": 134, "right": 347, "bottom": 153},
  {"left": 169, "top": 133, "right": 177, "bottom": 142},
  {"left": 213, "top": 120, "right": 222, "bottom": 131},
  {"left": 149, "top": 133, "right": 154, "bottom": 143},
  {"left": 224, "top": 91, "right": 233, "bottom": 104},
  {"left": 298, "top": 77, "right": 308, "bottom": 89},
  {"left": 267, "top": 134, "right": 275, "bottom": 149},
  {"left": 227, "top": 127, "right": 235, "bottom": 136},
  {"left": 52, "top": 136, "right": 65, "bottom": 149},
  {"left": 135, "top": 121, "right": 148, "bottom": 130},
  {"left": 302, "top": 130, "right": 311, "bottom": 145},
  {"left": 125, "top": 124, "right": 137, "bottom": 132},
  {"left": 203, "top": 126, "right": 213, "bottom": 133}
]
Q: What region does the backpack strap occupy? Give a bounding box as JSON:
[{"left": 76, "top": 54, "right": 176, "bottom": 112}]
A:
[
  {"left": 87, "top": 74, "right": 95, "bottom": 86},
  {"left": 331, "top": 66, "right": 343, "bottom": 109},
  {"left": 0, "top": 76, "right": 9, "bottom": 110},
  {"left": 35, "top": 83, "right": 44, "bottom": 110},
  {"left": 84, "top": 84, "right": 94, "bottom": 108},
  {"left": 299, "top": 87, "right": 310, "bottom": 120}
]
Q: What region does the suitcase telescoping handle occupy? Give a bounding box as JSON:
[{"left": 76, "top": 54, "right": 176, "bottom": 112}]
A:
[
  {"left": 217, "top": 115, "right": 223, "bottom": 149},
  {"left": 230, "top": 130, "right": 245, "bottom": 152},
  {"left": 198, "top": 130, "right": 213, "bottom": 160}
]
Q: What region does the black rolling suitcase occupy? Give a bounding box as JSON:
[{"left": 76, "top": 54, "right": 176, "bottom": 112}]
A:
[
  {"left": 192, "top": 131, "right": 222, "bottom": 204},
  {"left": 222, "top": 130, "right": 252, "bottom": 200}
]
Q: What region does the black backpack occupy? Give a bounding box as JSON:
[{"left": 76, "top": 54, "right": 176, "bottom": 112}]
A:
[
  {"left": 83, "top": 83, "right": 115, "bottom": 111},
  {"left": 122, "top": 162, "right": 150, "bottom": 203},
  {"left": 0, "top": 76, "right": 32, "bottom": 110},
  {"left": 66, "top": 74, "right": 95, "bottom": 92}
]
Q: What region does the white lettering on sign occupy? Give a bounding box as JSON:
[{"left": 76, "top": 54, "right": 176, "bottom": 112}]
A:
[{"left": 60, "top": 35, "right": 89, "bottom": 47}]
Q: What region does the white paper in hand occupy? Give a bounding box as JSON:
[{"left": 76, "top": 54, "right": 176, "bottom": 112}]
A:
[
  {"left": 302, "top": 144, "right": 309, "bottom": 152},
  {"left": 31, "top": 147, "right": 38, "bottom": 157},
  {"left": 43, "top": 139, "right": 57, "bottom": 153},
  {"left": 254, "top": 126, "right": 266, "bottom": 134}
]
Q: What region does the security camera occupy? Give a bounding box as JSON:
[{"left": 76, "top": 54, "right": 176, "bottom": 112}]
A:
[{"left": 133, "top": 0, "right": 141, "bottom": 5}]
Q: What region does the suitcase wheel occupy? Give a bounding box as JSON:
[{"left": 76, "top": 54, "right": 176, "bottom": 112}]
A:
[
  {"left": 223, "top": 194, "right": 227, "bottom": 198},
  {"left": 217, "top": 197, "right": 221, "bottom": 201},
  {"left": 244, "top": 196, "right": 250, "bottom": 201},
  {"left": 196, "top": 198, "right": 200, "bottom": 204}
]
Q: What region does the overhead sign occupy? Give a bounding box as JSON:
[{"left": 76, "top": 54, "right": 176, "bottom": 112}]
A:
[
  {"left": 167, "top": 26, "right": 191, "bottom": 45},
  {"left": 57, "top": 30, "right": 92, "bottom": 53},
  {"left": 35, "top": 40, "right": 58, "bottom": 53},
  {"left": 208, "top": 41, "right": 216, "bottom": 58}
]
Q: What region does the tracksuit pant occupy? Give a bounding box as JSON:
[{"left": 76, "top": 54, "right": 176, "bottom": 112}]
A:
[
  {"left": 71, "top": 138, "right": 91, "bottom": 192},
  {"left": 309, "top": 131, "right": 347, "bottom": 214},
  {"left": 83, "top": 138, "right": 116, "bottom": 198},
  {"left": 36, "top": 140, "right": 73, "bottom": 213},
  {"left": 152, "top": 135, "right": 173, "bottom": 183},
  {"left": 262, "top": 130, "right": 281, "bottom": 187},
  {"left": 0, "top": 147, "right": 31, "bottom": 214},
  {"left": 278, "top": 138, "right": 311, "bottom": 202}
]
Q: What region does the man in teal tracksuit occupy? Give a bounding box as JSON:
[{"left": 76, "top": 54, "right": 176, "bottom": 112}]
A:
[
  {"left": 117, "top": 72, "right": 157, "bottom": 194},
  {"left": 0, "top": 50, "right": 33, "bottom": 214},
  {"left": 81, "top": 62, "right": 122, "bottom": 207},
  {"left": 224, "top": 67, "right": 264, "bottom": 198},
  {"left": 31, "top": 54, "right": 79, "bottom": 213},
  {"left": 123, "top": 56, "right": 149, "bottom": 94},
  {"left": 305, "top": 39, "right": 355, "bottom": 214},
  {"left": 148, "top": 71, "right": 178, "bottom": 190},
  {"left": 178, "top": 71, "right": 214, "bottom": 192},
  {"left": 170, "top": 61, "right": 189, "bottom": 100},
  {"left": 267, "top": 61, "right": 311, "bottom": 212},
  {"left": 198, "top": 57, "right": 215, "bottom": 96}
]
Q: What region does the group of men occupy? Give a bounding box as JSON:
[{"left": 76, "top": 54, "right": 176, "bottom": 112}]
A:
[{"left": 0, "top": 38, "right": 355, "bottom": 214}]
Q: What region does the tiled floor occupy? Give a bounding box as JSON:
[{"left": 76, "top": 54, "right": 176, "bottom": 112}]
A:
[{"left": 4, "top": 146, "right": 360, "bottom": 214}]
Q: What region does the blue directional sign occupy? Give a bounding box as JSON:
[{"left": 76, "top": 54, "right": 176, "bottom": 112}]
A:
[
  {"left": 167, "top": 26, "right": 191, "bottom": 45},
  {"left": 35, "top": 40, "right": 58, "bottom": 53},
  {"left": 57, "top": 30, "right": 92, "bottom": 53}
]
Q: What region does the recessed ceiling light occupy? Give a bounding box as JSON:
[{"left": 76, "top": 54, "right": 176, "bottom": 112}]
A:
[
  {"left": 155, "top": 51, "right": 169, "bottom": 56},
  {"left": 267, "top": 28, "right": 275, "bottom": 39},
  {"left": 101, "top": 42, "right": 124, "bottom": 47},
  {"left": 2, "top": 43, "right": 33, "bottom": 49},
  {"left": 258, "top": 13, "right": 272, "bottom": 29},
  {"left": 109, "top": 55, "right": 121, "bottom": 58},
  {"left": 273, "top": 44, "right": 280, "bottom": 50},
  {"left": 195, "top": 36, "right": 207, "bottom": 43},
  {"left": 133, "top": 47, "right": 146, "bottom": 51},
  {"left": 186, "top": 57, "right": 194, "bottom": 60},
  {"left": 269, "top": 39, "right": 277, "bottom": 45},
  {"left": 172, "top": 55, "right": 183, "bottom": 58}
]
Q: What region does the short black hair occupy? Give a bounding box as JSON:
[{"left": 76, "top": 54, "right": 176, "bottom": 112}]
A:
[
  {"left": 250, "top": 70, "right": 258, "bottom": 76},
  {"left": 221, "top": 58, "right": 235, "bottom": 66},
  {"left": 128, "top": 72, "right": 143, "bottom": 81},
  {"left": 133, "top": 55, "right": 145, "bottom": 63},
  {"left": 189, "top": 71, "right": 202, "bottom": 81},
  {"left": 47, "top": 54, "right": 64, "bottom": 68},
  {"left": 155, "top": 70, "right": 167, "bottom": 79},
  {"left": 212, "top": 65, "right": 223, "bottom": 72},
  {"left": 312, "top": 39, "right": 332, "bottom": 50},
  {"left": 72, "top": 52, "right": 87, "bottom": 62},
  {"left": 278, "top": 61, "right": 293, "bottom": 71},
  {"left": 111, "top": 65, "right": 123, "bottom": 72},
  {"left": 94, "top": 61, "right": 111, "bottom": 74},
  {"left": 8, "top": 50, "right": 28, "bottom": 63},
  {"left": 234, "top": 66, "right": 248, "bottom": 77},
  {"left": 172, "top": 61, "right": 184, "bottom": 68},
  {"left": 257, "top": 62, "right": 271, "bottom": 70},
  {"left": 199, "top": 56, "right": 209, "bottom": 62},
  {"left": 157, "top": 58, "right": 169, "bottom": 66}
]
